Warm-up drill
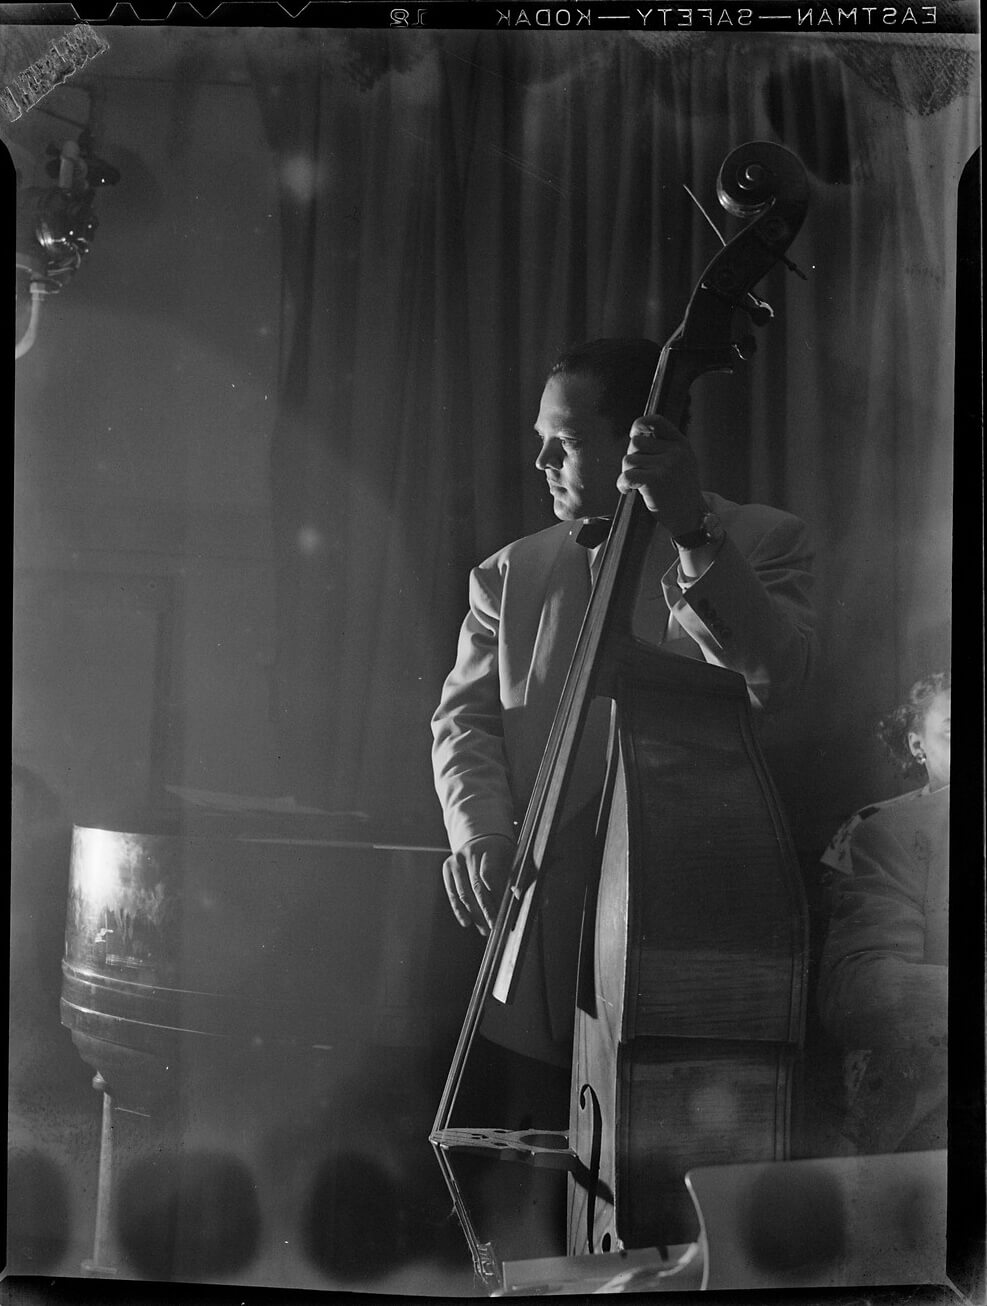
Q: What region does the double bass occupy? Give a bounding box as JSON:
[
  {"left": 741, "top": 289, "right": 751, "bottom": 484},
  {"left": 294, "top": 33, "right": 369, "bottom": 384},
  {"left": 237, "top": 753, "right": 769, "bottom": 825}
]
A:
[{"left": 431, "top": 141, "right": 811, "bottom": 1286}]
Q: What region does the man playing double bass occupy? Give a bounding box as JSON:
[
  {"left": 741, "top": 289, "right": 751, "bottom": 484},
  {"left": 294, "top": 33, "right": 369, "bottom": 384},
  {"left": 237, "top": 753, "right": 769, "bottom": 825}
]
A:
[{"left": 432, "top": 337, "right": 816, "bottom": 1084}]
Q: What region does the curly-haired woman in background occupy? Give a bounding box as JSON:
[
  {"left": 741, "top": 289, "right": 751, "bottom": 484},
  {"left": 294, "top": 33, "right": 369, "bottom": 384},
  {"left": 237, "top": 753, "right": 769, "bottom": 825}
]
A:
[{"left": 817, "top": 671, "right": 950, "bottom": 1154}]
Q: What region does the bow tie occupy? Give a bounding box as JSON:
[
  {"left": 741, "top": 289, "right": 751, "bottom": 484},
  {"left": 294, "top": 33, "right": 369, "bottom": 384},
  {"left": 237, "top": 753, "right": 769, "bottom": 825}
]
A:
[{"left": 576, "top": 517, "right": 613, "bottom": 549}]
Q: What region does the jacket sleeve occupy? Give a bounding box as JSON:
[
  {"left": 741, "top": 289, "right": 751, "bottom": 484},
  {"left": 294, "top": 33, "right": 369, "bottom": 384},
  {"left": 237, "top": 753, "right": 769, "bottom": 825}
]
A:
[
  {"left": 816, "top": 817, "right": 947, "bottom": 1051},
  {"left": 661, "top": 512, "right": 816, "bottom": 710},
  {"left": 431, "top": 562, "right": 517, "bottom": 852}
]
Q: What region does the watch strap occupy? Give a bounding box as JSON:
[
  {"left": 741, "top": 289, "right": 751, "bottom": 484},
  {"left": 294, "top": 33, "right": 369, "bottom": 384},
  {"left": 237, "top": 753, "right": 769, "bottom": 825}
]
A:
[{"left": 673, "top": 510, "right": 723, "bottom": 550}]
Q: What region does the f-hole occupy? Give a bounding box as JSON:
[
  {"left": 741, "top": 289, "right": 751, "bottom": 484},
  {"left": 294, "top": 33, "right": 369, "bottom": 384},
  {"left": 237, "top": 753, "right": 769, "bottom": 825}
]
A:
[{"left": 578, "top": 1082, "right": 604, "bottom": 1254}]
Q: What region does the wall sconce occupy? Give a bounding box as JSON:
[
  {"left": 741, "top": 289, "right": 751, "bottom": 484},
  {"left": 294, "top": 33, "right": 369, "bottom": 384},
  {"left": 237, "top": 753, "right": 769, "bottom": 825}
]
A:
[{"left": 15, "top": 129, "right": 119, "bottom": 360}]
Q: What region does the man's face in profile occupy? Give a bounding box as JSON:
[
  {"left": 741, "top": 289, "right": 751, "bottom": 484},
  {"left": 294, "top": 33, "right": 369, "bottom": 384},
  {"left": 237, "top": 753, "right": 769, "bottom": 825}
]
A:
[{"left": 533, "top": 373, "right": 623, "bottom": 521}]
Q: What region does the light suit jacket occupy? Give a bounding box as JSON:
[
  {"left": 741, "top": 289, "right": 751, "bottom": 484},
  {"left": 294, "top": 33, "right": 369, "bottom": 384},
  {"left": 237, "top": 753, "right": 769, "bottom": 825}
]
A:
[
  {"left": 432, "top": 492, "right": 816, "bottom": 855},
  {"left": 431, "top": 492, "right": 815, "bottom": 1059}
]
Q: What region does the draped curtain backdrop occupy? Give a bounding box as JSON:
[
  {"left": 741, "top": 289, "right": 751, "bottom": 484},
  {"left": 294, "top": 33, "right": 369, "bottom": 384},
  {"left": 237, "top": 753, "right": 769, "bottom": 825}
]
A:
[{"left": 243, "top": 31, "right": 977, "bottom": 854}]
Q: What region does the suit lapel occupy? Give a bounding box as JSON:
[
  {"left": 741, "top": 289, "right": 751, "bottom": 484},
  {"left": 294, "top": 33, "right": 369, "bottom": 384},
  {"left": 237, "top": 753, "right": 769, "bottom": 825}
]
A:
[{"left": 524, "top": 525, "right": 591, "bottom": 709}]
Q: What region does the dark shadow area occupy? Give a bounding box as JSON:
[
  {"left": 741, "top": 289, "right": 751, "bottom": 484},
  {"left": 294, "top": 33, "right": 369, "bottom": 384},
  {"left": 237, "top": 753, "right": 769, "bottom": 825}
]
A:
[
  {"left": 115, "top": 1150, "right": 262, "bottom": 1281},
  {"left": 5, "top": 1148, "right": 72, "bottom": 1272},
  {"left": 301, "top": 1150, "right": 464, "bottom": 1284},
  {"left": 742, "top": 1165, "right": 846, "bottom": 1279}
]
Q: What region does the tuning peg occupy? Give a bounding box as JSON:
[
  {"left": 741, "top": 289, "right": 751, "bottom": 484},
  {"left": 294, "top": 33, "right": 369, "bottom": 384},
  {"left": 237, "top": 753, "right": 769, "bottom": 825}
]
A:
[
  {"left": 734, "top": 335, "right": 757, "bottom": 361},
  {"left": 742, "top": 294, "right": 774, "bottom": 327}
]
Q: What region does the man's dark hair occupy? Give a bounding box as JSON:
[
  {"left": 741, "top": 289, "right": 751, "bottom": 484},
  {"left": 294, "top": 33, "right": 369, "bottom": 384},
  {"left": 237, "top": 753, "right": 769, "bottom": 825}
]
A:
[{"left": 548, "top": 338, "right": 663, "bottom": 439}]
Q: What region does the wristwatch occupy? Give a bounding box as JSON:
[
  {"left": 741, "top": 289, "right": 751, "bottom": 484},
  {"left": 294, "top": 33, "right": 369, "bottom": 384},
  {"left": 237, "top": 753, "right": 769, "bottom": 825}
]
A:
[{"left": 672, "top": 510, "right": 724, "bottom": 551}]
